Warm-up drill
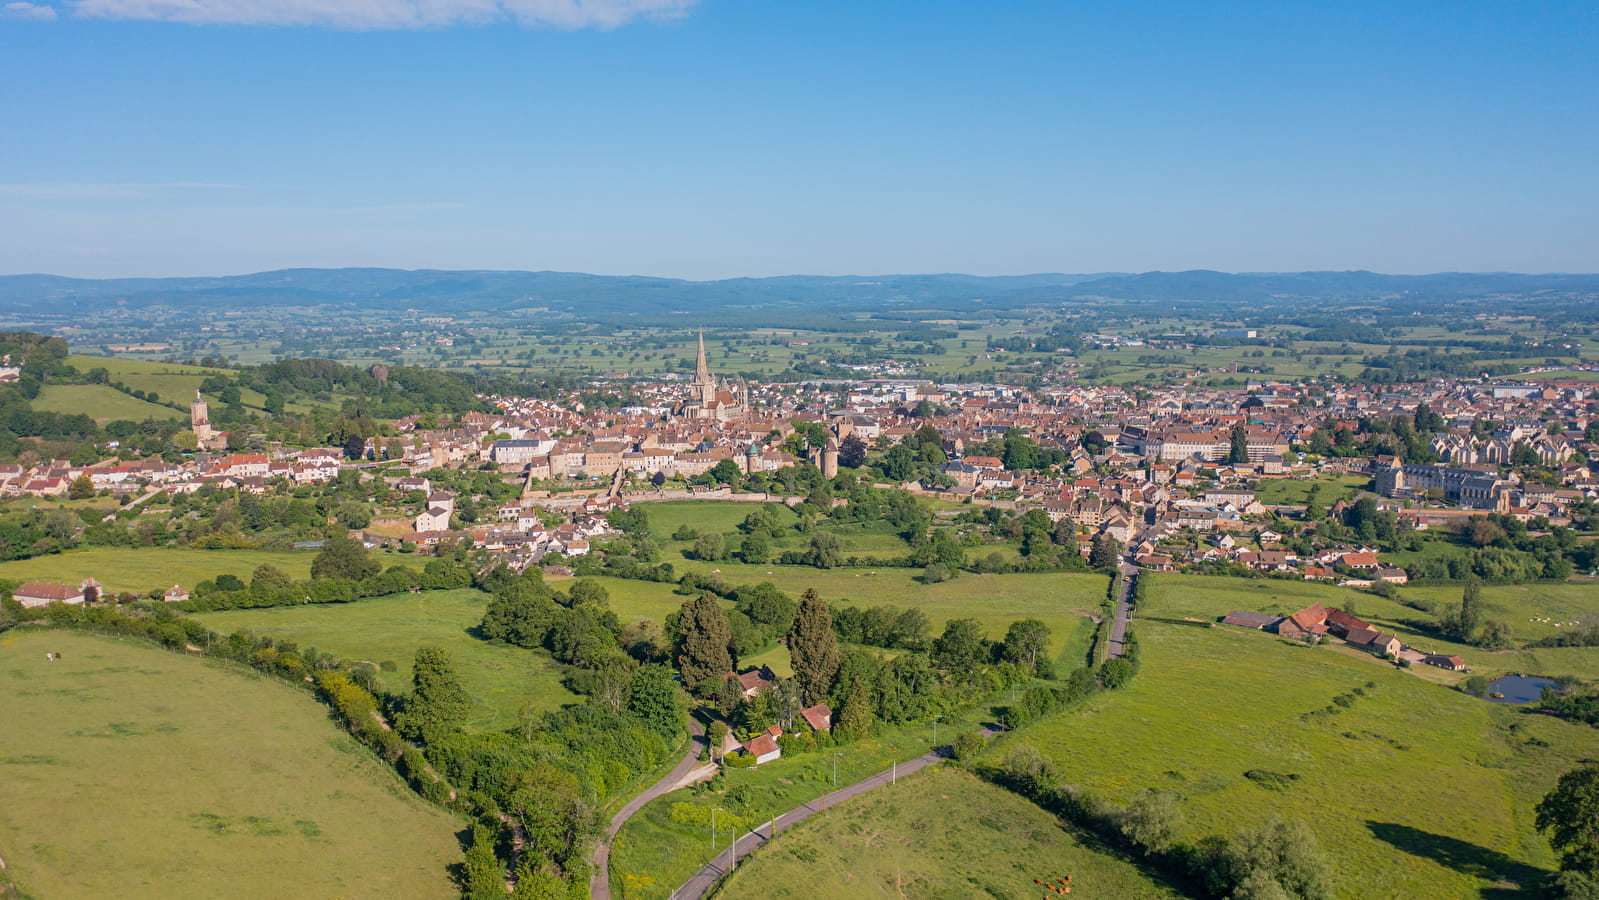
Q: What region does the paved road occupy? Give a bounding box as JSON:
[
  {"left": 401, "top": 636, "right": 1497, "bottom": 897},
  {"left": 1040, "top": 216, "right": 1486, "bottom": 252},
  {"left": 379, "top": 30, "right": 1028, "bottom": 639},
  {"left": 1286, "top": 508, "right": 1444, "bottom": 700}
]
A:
[
  {"left": 1107, "top": 564, "right": 1137, "bottom": 659},
  {"left": 590, "top": 717, "right": 707, "bottom": 900},
  {"left": 668, "top": 730, "right": 995, "bottom": 900}
]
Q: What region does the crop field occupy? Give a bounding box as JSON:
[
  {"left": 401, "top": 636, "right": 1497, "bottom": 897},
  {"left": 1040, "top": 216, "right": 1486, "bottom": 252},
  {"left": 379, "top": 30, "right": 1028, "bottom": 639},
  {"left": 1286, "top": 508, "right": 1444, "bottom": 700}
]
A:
[
  {"left": 196, "top": 588, "right": 575, "bottom": 731},
  {"left": 0, "top": 629, "right": 463, "bottom": 899},
  {"left": 1142, "top": 574, "right": 1599, "bottom": 681},
  {"left": 0, "top": 546, "right": 423, "bottom": 597},
  {"left": 32, "top": 383, "right": 184, "bottom": 423},
  {"left": 997, "top": 617, "right": 1594, "bottom": 899},
  {"left": 717, "top": 766, "right": 1181, "bottom": 900}
]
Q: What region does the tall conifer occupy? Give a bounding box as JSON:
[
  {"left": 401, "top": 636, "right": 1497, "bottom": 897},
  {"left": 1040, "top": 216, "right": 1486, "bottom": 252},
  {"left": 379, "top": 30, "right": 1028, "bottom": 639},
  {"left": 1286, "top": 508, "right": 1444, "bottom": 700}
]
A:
[
  {"left": 675, "top": 592, "right": 734, "bottom": 694},
  {"left": 788, "top": 588, "right": 840, "bottom": 705}
]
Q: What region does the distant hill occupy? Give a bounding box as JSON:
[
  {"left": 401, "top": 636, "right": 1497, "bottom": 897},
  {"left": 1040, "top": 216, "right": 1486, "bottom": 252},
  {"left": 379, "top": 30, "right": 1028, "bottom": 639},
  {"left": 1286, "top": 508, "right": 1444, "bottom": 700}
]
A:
[{"left": 1, "top": 268, "right": 1596, "bottom": 316}]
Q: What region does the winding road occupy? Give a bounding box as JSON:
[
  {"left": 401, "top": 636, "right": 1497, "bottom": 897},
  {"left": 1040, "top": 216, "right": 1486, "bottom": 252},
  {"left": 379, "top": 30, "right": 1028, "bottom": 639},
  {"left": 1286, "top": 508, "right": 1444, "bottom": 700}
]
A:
[
  {"left": 666, "top": 729, "right": 996, "bottom": 900},
  {"left": 589, "top": 717, "right": 708, "bottom": 900}
]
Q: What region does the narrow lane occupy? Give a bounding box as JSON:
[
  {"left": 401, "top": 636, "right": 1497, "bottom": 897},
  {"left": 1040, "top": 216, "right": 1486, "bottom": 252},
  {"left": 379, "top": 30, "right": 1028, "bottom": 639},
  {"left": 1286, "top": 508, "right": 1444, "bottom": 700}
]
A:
[
  {"left": 590, "top": 717, "right": 707, "bottom": 900},
  {"left": 668, "top": 729, "right": 996, "bottom": 900}
]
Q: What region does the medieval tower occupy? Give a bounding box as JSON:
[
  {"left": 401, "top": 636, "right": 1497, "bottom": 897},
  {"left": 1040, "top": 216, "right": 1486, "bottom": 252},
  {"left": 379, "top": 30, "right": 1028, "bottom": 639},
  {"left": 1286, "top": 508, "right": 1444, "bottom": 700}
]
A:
[{"left": 190, "top": 390, "right": 213, "bottom": 442}]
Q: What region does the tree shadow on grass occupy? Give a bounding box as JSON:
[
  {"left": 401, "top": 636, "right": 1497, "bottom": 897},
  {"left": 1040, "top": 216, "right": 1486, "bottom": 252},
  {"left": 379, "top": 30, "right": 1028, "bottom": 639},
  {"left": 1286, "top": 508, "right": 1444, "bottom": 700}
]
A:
[{"left": 1366, "top": 821, "right": 1546, "bottom": 898}]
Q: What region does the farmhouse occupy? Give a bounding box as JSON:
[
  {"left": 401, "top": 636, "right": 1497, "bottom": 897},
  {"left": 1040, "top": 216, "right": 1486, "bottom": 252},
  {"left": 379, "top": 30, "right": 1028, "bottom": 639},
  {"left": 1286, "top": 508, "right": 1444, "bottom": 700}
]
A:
[
  {"left": 1424, "top": 654, "right": 1468, "bottom": 671},
  {"left": 1344, "top": 626, "right": 1403, "bottom": 657},
  {"left": 1275, "top": 603, "right": 1330, "bottom": 639},
  {"left": 742, "top": 727, "right": 783, "bottom": 765},
  {"left": 13, "top": 580, "right": 87, "bottom": 608},
  {"left": 736, "top": 665, "right": 778, "bottom": 698},
  {"left": 800, "top": 703, "right": 833, "bottom": 732}
]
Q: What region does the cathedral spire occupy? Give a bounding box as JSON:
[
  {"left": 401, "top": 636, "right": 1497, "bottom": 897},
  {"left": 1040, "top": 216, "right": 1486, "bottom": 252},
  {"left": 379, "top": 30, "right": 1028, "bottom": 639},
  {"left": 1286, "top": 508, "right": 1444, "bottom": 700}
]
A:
[{"left": 694, "top": 328, "right": 711, "bottom": 384}]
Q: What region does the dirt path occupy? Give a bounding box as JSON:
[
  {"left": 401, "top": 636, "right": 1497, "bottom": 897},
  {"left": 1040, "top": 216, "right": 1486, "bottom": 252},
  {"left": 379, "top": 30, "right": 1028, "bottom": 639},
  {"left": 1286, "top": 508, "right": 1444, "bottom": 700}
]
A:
[{"left": 589, "top": 717, "right": 707, "bottom": 900}]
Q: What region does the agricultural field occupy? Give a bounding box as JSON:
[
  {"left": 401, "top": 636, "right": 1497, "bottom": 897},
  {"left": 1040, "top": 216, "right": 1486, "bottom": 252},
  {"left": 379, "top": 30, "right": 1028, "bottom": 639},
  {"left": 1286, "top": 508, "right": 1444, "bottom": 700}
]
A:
[
  {"left": 196, "top": 588, "right": 576, "bottom": 731},
  {"left": 995, "top": 617, "right": 1595, "bottom": 899},
  {"left": 32, "top": 383, "right": 184, "bottom": 423},
  {"left": 0, "top": 547, "right": 419, "bottom": 596},
  {"left": 717, "top": 766, "right": 1183, "bottom": 900},
  {"left": 0, "top": 629, "right": 463, "bottom": 899}
]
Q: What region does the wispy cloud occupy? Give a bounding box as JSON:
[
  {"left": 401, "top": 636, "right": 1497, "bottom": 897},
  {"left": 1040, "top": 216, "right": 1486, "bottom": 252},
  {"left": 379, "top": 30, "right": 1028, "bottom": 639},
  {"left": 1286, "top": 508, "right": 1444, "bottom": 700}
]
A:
[
  {"left": 0, "top": 182, "right": 238, "bottom": 200},
  {"left": 64, "top": 0, "right": 696, "bottom": 29},
  {"left": 2, "top": 2, "right": 57, "bottom": 20}
]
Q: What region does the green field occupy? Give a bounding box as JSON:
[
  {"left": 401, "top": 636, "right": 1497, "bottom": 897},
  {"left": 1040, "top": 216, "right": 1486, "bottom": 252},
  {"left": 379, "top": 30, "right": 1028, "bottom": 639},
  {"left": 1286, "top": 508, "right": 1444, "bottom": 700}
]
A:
[
  {"left": 1252, "top": 473, "right": 1371, "bottom": 506},
  {"left": 1143, "top": 574, "right": 1599, "bottom": 682},
  {"left": 0, "top": 628, "right": 463, "bottom": 899},
  {"left": 196, "top": 588, "right": 577, "bottom": 730},
  {"left": 992, "top": 615, "right": 1595, "bottom": 899},
  {"left": 717, "top": 766, "right": 1182, "bottom": 900},
  {"left": 586, "top": 565, "right": 1107, "bottom": 673},
  {"left": 32, "top": 383, "right": 184, "bottom": 423},
  {"left": 647, "top": 500, "right": 918, "bottom": 559},
  {"left": 0, "top": 547, "right": 420, "bottom": 597},
  {"left": 64, "top": 354, "right": 322, "bottom": 414}
]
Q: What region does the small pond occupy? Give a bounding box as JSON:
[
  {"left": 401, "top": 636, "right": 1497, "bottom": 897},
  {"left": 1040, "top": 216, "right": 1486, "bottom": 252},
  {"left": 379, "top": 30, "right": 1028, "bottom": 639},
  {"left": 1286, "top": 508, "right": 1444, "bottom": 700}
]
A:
[{"left": 1486, "top": 675, "right": 1560, "bottom": 704}]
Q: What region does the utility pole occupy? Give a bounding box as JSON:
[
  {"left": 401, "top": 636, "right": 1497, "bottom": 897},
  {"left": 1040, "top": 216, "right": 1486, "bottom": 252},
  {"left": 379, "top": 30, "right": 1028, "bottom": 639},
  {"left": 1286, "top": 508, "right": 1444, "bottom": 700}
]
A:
[
  {"left": 932, "top": 714, "right": 942, "bottom": 746},
  {"left": 711, "top": 807, "right": 722, "bottom": 850},
  {"left": 832, "top": 752, "right": 842, "bottom": 787}
]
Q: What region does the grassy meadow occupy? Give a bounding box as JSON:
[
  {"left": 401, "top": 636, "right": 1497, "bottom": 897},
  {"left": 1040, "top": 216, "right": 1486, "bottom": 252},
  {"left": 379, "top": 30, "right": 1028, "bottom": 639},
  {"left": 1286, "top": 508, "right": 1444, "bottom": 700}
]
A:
[
  {"left": 1251, "top": 473, "right": 1371, "bottom": 506},
  {"left": 991, "top": 615, "right": 1596, "bottom": 899},
  {"left": 716, "top": 766, "right": 1183, "bottom": 900},
  {"left": 0, "top": 546, "right": 421, "bottom": 596},
  {"left": 33, "top": 383, "right": 184, "bottom": 423},
  {"left": 587, "top": 564, "right": 1108, "bottom": 674},
  {"left": 1142, "top": 575, "right": 1599, "bottom": 682},
  {"left": 196, "top": 588, "right": 576, "bottom": 730},
  {"left": 0, "top": 628, "right": 463, "bottom": 899}
]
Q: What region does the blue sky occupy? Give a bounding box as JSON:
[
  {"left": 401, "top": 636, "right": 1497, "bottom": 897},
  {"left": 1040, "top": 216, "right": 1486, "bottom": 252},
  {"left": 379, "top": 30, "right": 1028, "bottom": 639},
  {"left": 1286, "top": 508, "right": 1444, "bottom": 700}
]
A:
[{"left": 2, "top": 0, "right": 1596, "bottom": 278}]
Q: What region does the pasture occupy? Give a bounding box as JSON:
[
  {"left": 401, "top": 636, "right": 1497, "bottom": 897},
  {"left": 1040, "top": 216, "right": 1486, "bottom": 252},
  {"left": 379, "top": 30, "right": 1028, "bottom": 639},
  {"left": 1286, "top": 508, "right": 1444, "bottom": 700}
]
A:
[
  {"left": 587, "top": 566, "right": 1108, "bottom": 672},
  {"left": 996, "top": 617, "right": 1595, "bottom": 899},
  {"left": 1143, "top": 574, "right": 1599, "bottom": 681},
  {"left": 0, "top": 629, "right": 463, "bottom": 899},
  {"left": 196, "top": 588, "right": 576, "bottom": 731},
  {"left": 32, "top": 383, "right": 184, "bottom": 423},
  {"left": 0, "top": 546, "right": 421, "bottom": 597},
  {"left": 716, "top": 766, "right": 1182, "bottom": 900}
]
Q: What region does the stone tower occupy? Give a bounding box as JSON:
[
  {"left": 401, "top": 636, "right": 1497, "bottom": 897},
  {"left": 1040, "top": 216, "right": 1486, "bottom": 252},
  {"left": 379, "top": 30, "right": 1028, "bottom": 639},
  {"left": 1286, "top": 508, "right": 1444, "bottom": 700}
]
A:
[
  {"left": 693, "top": 328, "right": 716, "bottom": 406},
  {"left": 190, "top": 390, "right": 213, "bottom": 442}
]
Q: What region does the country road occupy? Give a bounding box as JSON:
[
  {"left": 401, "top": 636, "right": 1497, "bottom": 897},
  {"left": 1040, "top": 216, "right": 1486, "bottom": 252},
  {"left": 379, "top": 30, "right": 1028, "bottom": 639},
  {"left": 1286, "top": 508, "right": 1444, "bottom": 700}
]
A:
[
  {"left": 667, "top": 729, "right": 996, "bottom": 900},
  {"left": 590, "top": 717, "right": 708, "bottom": 900},
  {"left": 1107, "top": 563, "right": 1137, "bottom": 659}
]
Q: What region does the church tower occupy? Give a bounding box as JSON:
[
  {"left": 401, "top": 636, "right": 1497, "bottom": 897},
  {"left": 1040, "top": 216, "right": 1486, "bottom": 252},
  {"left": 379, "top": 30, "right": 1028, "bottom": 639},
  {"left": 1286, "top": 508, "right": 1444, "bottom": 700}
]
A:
[
  {"left": 190, "top": 390, "right": 213, "bottom": 442},
  {"left": 693, "top": 328, "right": 716, "bottom": 405}
]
